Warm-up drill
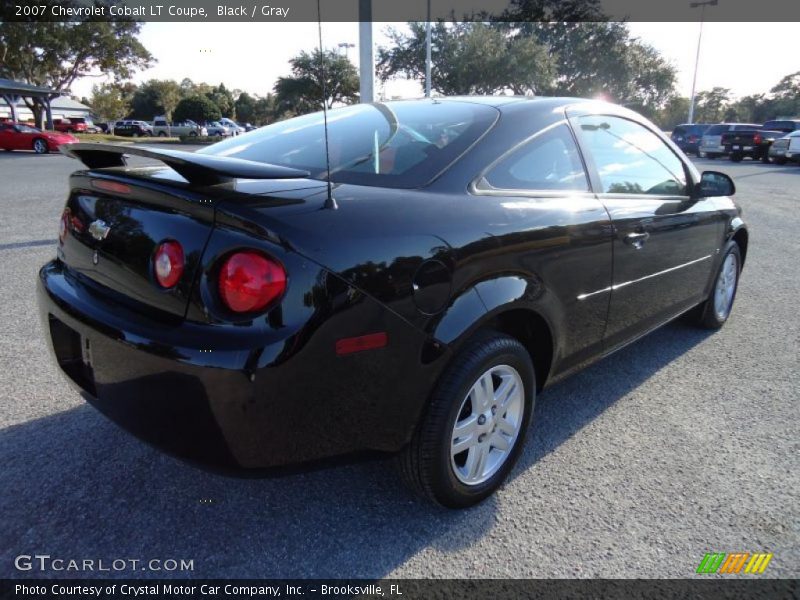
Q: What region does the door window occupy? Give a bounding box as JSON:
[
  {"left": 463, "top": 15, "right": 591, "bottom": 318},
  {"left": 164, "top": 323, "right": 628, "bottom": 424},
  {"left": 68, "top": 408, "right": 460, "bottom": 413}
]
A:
[
  {"left": 483, "top": 124, "right": 588, "bottom": 191},
  {"left": 577, "top": 115, "right": 687, "bottom": 196}
]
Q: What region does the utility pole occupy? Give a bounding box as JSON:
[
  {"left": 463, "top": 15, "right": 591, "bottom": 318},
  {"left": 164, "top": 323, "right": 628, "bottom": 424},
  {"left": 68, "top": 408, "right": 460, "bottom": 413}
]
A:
[
  {"left": 688, "top": 0, "right": 718, "bottom": 124},
  {"left": 358, "top": 0, "right": 374, "bottom": 103}
]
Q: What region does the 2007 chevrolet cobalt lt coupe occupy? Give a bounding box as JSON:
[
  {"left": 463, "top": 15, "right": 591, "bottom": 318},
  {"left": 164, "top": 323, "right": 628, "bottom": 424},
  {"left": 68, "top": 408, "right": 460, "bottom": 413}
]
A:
[{"left": 39, "top": 97, "right": 747, "bottom": 507}]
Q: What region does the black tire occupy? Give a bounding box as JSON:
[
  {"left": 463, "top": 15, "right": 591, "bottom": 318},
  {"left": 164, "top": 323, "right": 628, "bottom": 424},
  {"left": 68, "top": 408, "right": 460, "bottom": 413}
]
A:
[
  {"left": 691, "top": 241, "right": 742, "bottom": 330},
  {"left": 158, "top": 131, "right": 167, "bottom": 137},
  {"left": 397, "top": 331, "right": 535, "bottom": 508},
  {"left": 32, "top": 138, "right": 48, "bottom": 154},
  {"left": 773, "top": 157, "right": 787, "bottom": 165},
  {"left": 189, "top": 131, "right": 198, "bottom": 137},
  {"left": 730, "top": 153, "right": 743, "bottom": 162}
]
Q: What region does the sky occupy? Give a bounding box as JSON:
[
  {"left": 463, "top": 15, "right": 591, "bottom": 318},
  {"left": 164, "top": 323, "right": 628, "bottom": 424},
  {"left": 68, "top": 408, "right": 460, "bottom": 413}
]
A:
[{"left": 70, "top": 22, "right": 799, "bottom": 103}]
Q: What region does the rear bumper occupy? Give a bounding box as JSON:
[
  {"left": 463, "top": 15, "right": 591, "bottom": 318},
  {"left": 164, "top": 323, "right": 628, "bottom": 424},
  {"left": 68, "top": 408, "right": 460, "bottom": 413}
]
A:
[{"left": 38, "top": 260, "right": 436, "bottom": 470}]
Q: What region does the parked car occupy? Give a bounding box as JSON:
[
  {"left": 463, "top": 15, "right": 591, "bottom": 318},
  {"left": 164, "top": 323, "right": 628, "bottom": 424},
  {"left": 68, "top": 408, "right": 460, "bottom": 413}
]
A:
[
  {"left": 53, "top": 118, "right": 88, "bottom": 134},
  {"left": 44, "top": 97, "right": 747, "bottom": 508},
  {"left": 151, "top": 118, "right": 207, "bottom": 137},
  {"left": 722, "top": 119, "right": 800, "bottom": 162},
  {"left": 113, "top": 121, "right": 153, "bottom": 137},
  {"left": 203, "top": 121, "right": 232, "bottom": 136},
  {"left": 768, "top": 130, "right": 800, "bottom": 164},
  {"left": 219, "top": 118, "right": 246, "bottom": 135},
  {"left": 700, "top": 123, "right": 761, "bottom": 158},
  {"left": 670, "top": 123, "right": 710, "bottom": 156},
  {"left": 242, "top": 122, "right": 258, "bottom": 132},
  {"left": 0, "top": 122, "right": 78, "bottom": 153}
]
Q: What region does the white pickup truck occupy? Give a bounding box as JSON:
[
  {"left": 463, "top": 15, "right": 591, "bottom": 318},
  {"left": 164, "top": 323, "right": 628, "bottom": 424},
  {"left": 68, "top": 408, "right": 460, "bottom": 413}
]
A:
[{"left": 151, "top": 118, "right": 207, "bottom": 137}]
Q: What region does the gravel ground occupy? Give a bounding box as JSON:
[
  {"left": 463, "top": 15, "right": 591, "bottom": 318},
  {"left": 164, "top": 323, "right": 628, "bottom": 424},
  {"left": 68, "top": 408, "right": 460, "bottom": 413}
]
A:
[{"left": 0, "top": 149, "right": 797, "bottom": 579}]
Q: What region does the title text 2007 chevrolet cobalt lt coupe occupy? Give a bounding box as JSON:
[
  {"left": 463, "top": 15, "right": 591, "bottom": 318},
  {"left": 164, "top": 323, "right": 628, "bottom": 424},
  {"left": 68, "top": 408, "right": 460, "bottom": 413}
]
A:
[{"left": 39, "top": 97, "right": 747, "bottom": 507}]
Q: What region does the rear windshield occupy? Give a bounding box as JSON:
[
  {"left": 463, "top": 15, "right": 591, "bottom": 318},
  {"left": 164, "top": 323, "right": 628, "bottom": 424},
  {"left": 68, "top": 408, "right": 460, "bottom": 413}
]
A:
[
  {"left": 200, "top": 101, "right": 498, "bottom": 188},
  {"left": 705, "top": 125, "right": 729, "bottom": 135}
]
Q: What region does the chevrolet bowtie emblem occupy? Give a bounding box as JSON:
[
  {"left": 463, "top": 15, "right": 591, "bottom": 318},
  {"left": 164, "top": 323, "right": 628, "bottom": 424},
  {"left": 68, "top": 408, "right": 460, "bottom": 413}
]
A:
[{"left": 88, "top": 219, "right": 111, "bottom": 241}]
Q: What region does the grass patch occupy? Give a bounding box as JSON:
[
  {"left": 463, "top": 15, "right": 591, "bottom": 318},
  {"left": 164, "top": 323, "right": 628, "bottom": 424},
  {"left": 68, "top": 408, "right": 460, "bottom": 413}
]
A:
[{"left": 74, "top": 133, "right": 183, "bottom": 144}]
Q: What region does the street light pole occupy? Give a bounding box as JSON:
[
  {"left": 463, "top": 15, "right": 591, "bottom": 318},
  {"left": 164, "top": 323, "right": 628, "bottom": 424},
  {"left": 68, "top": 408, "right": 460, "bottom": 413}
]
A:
[
  {"left": 358, "top": 0, "right": 374, "bottom": 103},
  {"left": 425, "top": 0, "right": 432, "bottom": 98},
  {"left": 687, "top": 0, "right": 718, "bottom": 124}
]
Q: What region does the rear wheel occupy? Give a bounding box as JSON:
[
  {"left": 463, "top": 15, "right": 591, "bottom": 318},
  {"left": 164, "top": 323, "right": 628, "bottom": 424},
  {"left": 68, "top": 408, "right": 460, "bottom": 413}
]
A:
[
  {"left": 692, "top": 242, "right": 742, "bottom": 329},
  {"left": 730, "top": 153, "right": 743, "bottom": 162},
  {"left": 32, "top": 138, "right": 48, "bottom": 154},
  {"left": 158, "top": 131, "right": 167, "bottom": 137},
  {"left": 397, "top": 332, "right": 534, "bottom": 508}
]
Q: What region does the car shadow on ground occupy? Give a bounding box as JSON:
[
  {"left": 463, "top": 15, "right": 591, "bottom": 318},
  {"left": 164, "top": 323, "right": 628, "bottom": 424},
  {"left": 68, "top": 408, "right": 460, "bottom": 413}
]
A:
[{"left": 0, "top": 320, "right": 712, "bottom": 579}]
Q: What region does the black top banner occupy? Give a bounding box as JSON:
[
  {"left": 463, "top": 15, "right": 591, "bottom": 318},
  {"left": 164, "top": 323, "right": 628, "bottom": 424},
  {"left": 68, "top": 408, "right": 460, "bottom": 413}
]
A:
[{"left": 2, "top": 0, "right": 800, "bottom": 22}]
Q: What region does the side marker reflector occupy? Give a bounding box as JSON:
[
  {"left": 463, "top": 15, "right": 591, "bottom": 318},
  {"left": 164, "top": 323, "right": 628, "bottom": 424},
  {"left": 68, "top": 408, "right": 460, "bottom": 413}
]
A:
[{"left": 335, "top": 332, "right": 388, "bottom": 356}]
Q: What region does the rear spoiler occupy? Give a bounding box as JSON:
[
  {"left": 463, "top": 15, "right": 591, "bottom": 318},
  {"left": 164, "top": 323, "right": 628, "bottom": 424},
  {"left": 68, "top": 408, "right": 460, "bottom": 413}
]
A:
[{"left": 61, "top": 143, "right": 310, "bottom": 186}]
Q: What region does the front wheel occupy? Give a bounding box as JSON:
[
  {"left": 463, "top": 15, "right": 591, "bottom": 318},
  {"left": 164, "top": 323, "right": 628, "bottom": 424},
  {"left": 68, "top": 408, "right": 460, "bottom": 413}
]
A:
[
  {"left": 158, "top": 131, "right": 167, "bottom": 137},
  {"left": 32, "top": 138, "right": 48, "bottom": 154},
  {"left": 773, "top": 157, "right": 787, "bottom": 165},
  {"left": 692, "top": 242, "right": 742, "bottom": 329},
  {"left": 397, "top": 332, "right": 534, "bottom": 508}
]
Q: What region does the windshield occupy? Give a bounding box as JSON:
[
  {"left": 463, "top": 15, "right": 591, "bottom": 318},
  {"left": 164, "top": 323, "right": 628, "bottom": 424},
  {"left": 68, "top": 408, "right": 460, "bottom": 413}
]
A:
[
  {"left": 200, "top": 100, "right": 498, "bottom": 188},
  {"left": 16, "top": 124, "right": 40, "bottom": 133}
]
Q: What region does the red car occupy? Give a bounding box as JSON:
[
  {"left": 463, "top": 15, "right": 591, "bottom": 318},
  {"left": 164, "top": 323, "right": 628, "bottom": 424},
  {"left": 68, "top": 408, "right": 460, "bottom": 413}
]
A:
[
  {"left": 53, "top": 118, "right": 89, "bottom": 134},
  {"left": 0, "top": 122, "right": 78, "bottom": 154}
]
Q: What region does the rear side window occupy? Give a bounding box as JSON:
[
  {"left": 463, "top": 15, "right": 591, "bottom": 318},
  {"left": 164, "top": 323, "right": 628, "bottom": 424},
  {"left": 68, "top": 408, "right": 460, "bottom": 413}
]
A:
[
  {"left": 482, "top": 124, "right": 588, "bottom": 192},
  {"left": 200, "top": 101, "right": 498, "bottom": 188},
  {"left": 764, "top": 120, "right": 798, "bottom": 131},
  {"left": 576, "top": 115, "right": 688, "bottom": 196}
]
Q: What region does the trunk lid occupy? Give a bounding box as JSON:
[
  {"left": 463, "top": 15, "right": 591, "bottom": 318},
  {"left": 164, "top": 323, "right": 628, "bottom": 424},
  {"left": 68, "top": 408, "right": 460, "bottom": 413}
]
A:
[{"left": 61, "top": 170, "right": 217, "bottom": 320}]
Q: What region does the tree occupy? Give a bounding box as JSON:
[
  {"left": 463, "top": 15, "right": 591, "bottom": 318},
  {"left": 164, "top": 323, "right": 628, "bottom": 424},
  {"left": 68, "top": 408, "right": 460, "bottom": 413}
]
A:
[
  {"left": 377, "top": 22, "right": 555, "bottom": 95},
  {"left": 206, "top": 83, "right": 235, "bottom": 118},
  {"left": 378, "top": 21, "right": 675, "bottom": 114},
  {"left": 655, "top": 96, "right": 691, "bottom": 130},
  {"left": 274, "top": 49, "right": 359, "bottom": 115},
  {"left": 234, "top": 92, "right": 257, "bottom": 123},
  {"left": 129, "top": 79, "right": 182, "bottom": 120},
  {"left": 253, "top": 94, "right": 283, "bottom": 125},
  {"left": 693, "top": 87, "right": 732, "bottom": 123},
  {"left": 0, "top": 15, "right": 152, "bottom": 126},
  {"left": 89, "top": 82, "right": 135, "bottom": 122},
  {"left": 173, "top": 95, "right": 221, "bottom": 123},
  {"left": 503, "top": 22, "right": 677, "bottom": 110}
]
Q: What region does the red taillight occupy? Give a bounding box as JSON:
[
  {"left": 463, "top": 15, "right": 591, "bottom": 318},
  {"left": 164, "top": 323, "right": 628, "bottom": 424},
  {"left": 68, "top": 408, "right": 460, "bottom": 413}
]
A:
[
  {"left": 753, "top": 133, "right": 762, "bottom": 145},
  {"left": 153, "top": 240, "right": 185, "bottom": 288},
  {"left": 58, "top": 209, "right": 70, "bottom": 244},
  {"left": 218, "top": 251, "right": 286, "bottom": 313}
]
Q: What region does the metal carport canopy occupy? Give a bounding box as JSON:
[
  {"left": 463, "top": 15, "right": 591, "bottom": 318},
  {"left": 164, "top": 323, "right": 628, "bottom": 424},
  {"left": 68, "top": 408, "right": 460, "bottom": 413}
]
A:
[{"left": 0, "top": 78, "right": 61, "bottom": 128}]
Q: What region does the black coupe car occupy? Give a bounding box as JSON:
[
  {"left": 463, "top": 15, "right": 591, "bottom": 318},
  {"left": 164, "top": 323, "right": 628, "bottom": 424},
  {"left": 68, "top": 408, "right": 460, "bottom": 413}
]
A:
[{"left": 39, "top": 97, "right": 747, "bottom": 508}]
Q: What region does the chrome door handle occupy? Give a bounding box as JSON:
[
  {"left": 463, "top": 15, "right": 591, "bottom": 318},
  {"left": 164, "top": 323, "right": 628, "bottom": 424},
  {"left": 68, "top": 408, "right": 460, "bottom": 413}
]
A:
[{"left": 624, "top": 232, "right": 650, "bottom": 249}]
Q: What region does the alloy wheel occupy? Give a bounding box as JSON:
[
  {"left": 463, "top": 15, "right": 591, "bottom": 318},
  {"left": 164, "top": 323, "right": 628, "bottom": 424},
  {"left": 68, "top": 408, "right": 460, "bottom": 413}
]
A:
[{"left": 450, "top": 364, "right": 524, "bottom": 486}]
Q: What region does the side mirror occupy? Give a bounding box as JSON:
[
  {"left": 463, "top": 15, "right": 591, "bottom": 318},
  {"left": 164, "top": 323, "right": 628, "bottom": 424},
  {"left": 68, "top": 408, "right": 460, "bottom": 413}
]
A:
[{"left": 697, "top": 171, "right": 735, "bottom": 197}]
